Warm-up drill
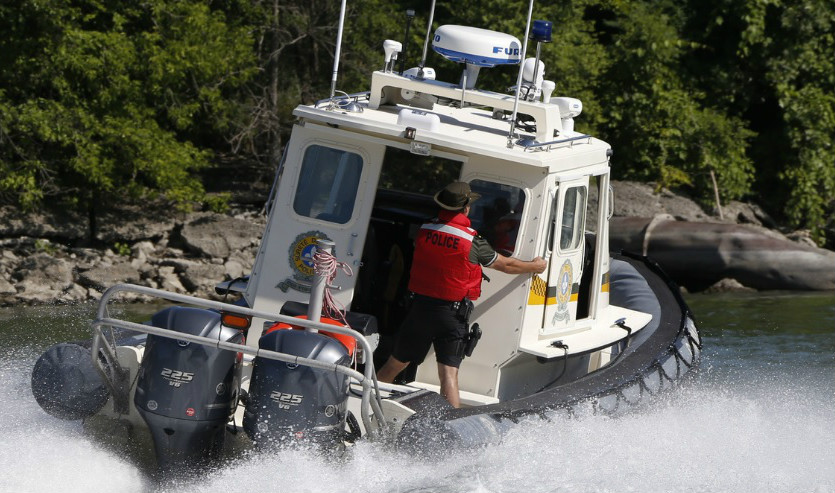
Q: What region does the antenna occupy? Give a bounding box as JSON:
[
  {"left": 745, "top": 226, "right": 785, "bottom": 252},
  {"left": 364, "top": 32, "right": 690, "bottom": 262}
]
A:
[
  {"left": 417, "top": 0, "right": 437, "bottom": 78},
  {"left": 399, "top": 9, "right": 416, "bottom": 74},
  {"left": 329, "top": 0, "right": 348, "bottom": 103},
  {"left": 507, "top": 0, "right": 536, "bottom": 148}
]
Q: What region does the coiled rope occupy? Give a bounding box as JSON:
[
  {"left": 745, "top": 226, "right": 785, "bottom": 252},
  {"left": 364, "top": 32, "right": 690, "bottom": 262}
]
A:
[{"left": 313, "top": 247, "right": 353, "bottom": 327}]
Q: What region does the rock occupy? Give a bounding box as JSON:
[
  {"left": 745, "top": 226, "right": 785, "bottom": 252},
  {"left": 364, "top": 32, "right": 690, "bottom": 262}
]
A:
[
  {"left": 96, "top": 205, "right": 179, "bottom": 243},
  {"left": 611, "top": 181, "right": 712, "bottom": 222},
  {"left": 0, "top": 276, "right": 17, "bottom": 295},
  {"left": 611, "top": 217, "right": 835, "bottom": 291},
  {"left": 785, "top": 230, "right": 818, "bottom": 248},
  {"left": 722, "top": 201, "right": 776, "bottom": 228},
  {"left": 14, "top": 253, "right": 73, "bottom": 291},
  {"left": 68, "top": 248, "right": 102, "bottom": 270},
  {"left": 157, "top": 266, "right": 186, "bottom": 293},
  {"left": 178, "top": 263, "right": 227, "bottom": 293},
  {"left": 131, "top": 241, "right": 157, "bottom": 261},
  {"left": 15, "top": 283, "right": 63, "bottom": 304},
  {"left": 703, "top": 278, "right": 756, "bottom": 293},
  {"left": 178, "top": 213, "right": 262, "bottom": 259},
  {"left": 159, "top": 258, "right": 200, "bottom": 272},
  {"left": 224, "top": 259, "right": 245, "bottom": 279},
  {"left": 2, "top": 249, "right": 18, "bottom": 262},
  {"left": 61, "top": 283, "right": 90, "bottom": 303},
  {"left": 0, "top": 206, "right": 87, "bottom": 241},
  {"left": 78, "top": 261, "right": 143, "bottom": 290},
  {"left": 228, "top": 250, "right": 255, "bottom": 270}
]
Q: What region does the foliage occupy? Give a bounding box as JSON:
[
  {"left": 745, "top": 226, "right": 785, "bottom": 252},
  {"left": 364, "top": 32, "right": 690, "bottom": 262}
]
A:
[
  {"left": 681, "top": 0, "right": 834, "bottom": 240},
  {"left": 0, "top": 1, "right": 255, "bottom": 239},
  {"left": 113, "top": 241, "right": 131, "bottom": 256},
  {"left": 0, "top": 0, "right": 832, "bottom": 244},
  {"left": 34, "top": 239, "right": 58, "bottom": 255},
  {"left": 589, "top": 0, "right": 756, "bottom": 208},
  {"left": 203, "top": 192, "right": 231, "bottom": 214}
]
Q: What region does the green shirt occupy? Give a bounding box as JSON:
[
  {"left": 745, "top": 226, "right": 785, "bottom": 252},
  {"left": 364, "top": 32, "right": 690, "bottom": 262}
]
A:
[{"left": 470, "top": 235, "right": 498, "bottom": 267}]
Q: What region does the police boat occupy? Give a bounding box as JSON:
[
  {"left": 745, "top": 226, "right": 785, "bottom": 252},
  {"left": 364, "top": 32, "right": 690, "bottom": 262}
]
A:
[{"left": 31, "top": 1, "right": 701, "bottom": 471}]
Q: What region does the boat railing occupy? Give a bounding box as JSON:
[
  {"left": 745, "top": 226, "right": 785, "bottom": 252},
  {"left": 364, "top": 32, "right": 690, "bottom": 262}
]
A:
[
  {"left": 90, "top": 283, "right": 391, "bottom": 436},
  {"left": 314, "top": 91, "right": 370, "bottom": 111},
  {"left": 517, "top": 134, "right": 594, "bottom": 152}
]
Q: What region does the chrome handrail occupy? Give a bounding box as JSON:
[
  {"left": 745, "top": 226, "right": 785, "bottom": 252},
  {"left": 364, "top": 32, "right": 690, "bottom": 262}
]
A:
[
  {"left": 90, "top": 283, "right": 389, "bottom": 435},
  {"left": 518, "top": 133, "right": 593, "bottom": 151}
]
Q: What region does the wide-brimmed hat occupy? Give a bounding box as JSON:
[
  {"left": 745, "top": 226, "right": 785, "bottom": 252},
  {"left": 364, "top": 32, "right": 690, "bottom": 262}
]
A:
[{"left": 433, "top": 181, "right": 481, "bottom": 211}]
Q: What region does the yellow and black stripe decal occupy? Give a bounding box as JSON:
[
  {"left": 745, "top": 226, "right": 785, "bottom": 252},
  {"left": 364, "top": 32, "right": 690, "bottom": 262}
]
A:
[
  {"left": 528, "top": 275, "right": 548, "bottom": 305},
  {"left": 528, "top": 276, "right": 580, "bottom": 305}
]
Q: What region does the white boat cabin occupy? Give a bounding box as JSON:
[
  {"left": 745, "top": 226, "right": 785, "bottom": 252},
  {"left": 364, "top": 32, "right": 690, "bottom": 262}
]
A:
[{"left": 237, "top": 26, "right": 651, "bottom": 406}]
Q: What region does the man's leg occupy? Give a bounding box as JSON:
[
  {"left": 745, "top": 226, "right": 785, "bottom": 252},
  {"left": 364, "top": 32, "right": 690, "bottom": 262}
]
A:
[
  {"left": 437, "top": 363, "right": 460, "bottom": 408},
  {"left": 377, "top": 356, "right": 409, "bottom": 383}
]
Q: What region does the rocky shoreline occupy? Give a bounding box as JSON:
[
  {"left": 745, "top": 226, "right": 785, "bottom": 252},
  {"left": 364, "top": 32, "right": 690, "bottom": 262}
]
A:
[
  {"left": 0, "top": 207, "right": 265, "bottom": 306},
  {"left": 0, "top": 181, "right": 832, "bottom": 307}
]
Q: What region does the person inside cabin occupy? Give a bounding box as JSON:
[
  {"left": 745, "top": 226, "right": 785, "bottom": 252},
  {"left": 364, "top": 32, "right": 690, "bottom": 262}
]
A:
[{"left": 376, "top": 181, "right": 547, "bottom": 408}]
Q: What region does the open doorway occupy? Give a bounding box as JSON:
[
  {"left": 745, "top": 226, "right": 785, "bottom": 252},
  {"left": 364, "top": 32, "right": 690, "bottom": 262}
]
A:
[{"left": 351, "top": 147, "right": 463, "bottom": 373}]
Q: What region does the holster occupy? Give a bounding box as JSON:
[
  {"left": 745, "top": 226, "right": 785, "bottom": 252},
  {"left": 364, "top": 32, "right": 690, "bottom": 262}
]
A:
[
  {"left": 456, "top": 299, "right": 479, "bottom": 359},
  {"left": 463, "top": 323, "right": 481, "bottom": 357}
]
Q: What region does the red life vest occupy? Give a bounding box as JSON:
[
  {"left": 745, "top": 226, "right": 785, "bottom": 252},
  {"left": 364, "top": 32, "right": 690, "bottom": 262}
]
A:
[{"left": 408, "top": 211, "right": 483, "bottom": 301}]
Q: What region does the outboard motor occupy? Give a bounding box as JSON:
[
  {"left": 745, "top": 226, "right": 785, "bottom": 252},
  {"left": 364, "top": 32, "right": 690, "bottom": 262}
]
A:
[
  {"left": 243, "top": 322, "right": 352, "bottom": 448},
  {"left": 134, "top": 307, "right": 243, "bottom": 472}
]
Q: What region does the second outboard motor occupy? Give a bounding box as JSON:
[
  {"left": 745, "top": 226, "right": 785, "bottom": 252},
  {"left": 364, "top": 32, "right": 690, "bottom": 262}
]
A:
[
  {"left": 243, "top": 323, "right": 352, "bottom": 448},
  {"left": 134, "top": 307, "right": 243, "bottom": 472}
]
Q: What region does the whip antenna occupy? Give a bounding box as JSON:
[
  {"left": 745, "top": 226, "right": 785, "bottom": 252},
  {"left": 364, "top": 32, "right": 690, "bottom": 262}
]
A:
[
  {"left": 417, "top": 0, "right": 437, "bottom": 78},
  {"left": 329, "top": 0, "right": 348, "bottom": 103},
  {"left": 507, "top": 0, "right": 535, "bottom": 148},
  {"left": 399, "top": 9, "right": 416, "bottom": 74}
]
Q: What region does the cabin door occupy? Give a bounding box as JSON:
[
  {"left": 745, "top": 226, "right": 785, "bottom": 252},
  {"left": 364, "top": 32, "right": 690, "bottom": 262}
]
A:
[
  {"left": 245, "top": 124, "right": 385, "bottom": 320},
  {"left": 543, "top": 177, "right": 589, "bottom": 332}
]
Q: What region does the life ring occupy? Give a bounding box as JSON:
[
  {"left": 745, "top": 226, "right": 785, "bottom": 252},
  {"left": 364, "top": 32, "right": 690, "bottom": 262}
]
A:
[{"left": 265, "top": 315, "right": 356, "bottom": 357}]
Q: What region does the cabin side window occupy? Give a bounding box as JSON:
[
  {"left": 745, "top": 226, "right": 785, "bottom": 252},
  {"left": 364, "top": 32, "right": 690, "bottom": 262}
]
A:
[
  {"left": 293, "top": 145, "right": 363, "bottom": 224},
  {"left": 559, "top": 186, "right": 587, "bottom": 251},
  {"left": 468, "top": 179, "right": 526, "bottom": 256}
]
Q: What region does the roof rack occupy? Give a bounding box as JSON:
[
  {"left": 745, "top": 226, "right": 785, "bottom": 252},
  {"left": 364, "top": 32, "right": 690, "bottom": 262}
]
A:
[{"left": 368, "top": 71, "right": 560, "bottom": 143}]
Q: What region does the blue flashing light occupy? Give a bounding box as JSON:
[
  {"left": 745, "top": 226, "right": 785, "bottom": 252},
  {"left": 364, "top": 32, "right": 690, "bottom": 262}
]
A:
[{"left": 531, "top": 20, "right": 552, "bottom": 43}]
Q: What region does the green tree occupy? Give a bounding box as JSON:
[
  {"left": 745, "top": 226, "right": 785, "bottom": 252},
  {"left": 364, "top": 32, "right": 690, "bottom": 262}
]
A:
[
  {"left": 683, "top": 0, "right": 835, "bottom": 241},
  {"left": 0, "top": 1, "right": 255, "bottom": 241},
  {"left": 588, "top": 1, "right": 755, "bottom": 210},
  {"left": 223, "top": 0, "right": 351, "bottom": 170},
  {"left": 1, "top": 0, "right": 831, "bottom": 246}
]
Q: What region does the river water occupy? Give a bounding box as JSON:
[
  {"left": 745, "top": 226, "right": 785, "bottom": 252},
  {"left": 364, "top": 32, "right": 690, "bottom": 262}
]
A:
[{"left": 0, "top": 292, "right": 832, "bottom": 493}]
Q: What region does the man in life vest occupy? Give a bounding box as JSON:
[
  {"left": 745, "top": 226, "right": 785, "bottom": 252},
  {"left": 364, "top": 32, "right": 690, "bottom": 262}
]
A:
[{"left": 377, "top": 181, "right": 547, "bottom": 407}]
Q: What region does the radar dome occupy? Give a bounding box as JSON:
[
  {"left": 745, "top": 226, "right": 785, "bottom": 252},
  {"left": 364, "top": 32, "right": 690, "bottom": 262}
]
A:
[{"left": 432, "top": 25, "right": 522, "bottom": 67}]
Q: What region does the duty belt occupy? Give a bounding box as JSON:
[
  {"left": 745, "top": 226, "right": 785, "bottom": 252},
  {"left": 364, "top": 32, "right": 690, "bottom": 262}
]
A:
[{"left": 410, "top": 293, "right": 460, "bottom": 307}]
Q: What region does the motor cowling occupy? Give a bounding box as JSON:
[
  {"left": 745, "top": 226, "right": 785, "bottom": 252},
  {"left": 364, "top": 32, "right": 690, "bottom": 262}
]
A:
[
  {"left": 243, "top": 320, "right": 352, "bottom": 448},
  {"left": 134, "top": 307, "right": 243, "bottom": 472},
  {"left": 31, "top": 341, "right": 110, "bottom": 421}
]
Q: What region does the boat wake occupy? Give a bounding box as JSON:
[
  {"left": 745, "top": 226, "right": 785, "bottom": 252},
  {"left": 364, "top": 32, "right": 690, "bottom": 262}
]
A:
[{"left": 2, "top": 345, "right": 832, "bottom": 493}]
